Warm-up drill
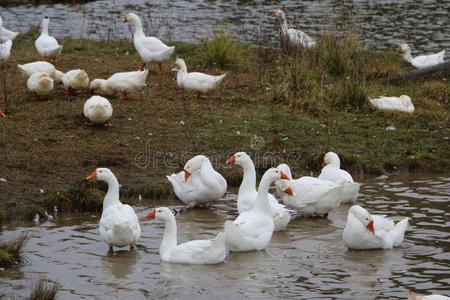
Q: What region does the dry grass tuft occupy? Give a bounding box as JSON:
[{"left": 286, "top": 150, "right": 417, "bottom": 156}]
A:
[{"left": 28, "top": 277, "right": 58, "bottom": 300}]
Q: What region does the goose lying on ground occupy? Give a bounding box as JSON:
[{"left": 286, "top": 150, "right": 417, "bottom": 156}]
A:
[
  {"left": 271, "top": 9, "right": 315, "bottom": 48},
  {"left": 35, "top": 17, "right": 62, "bottom": 62},
  {"left": 397, "top": 44, "right": 445, "bottom": 69},
  {"left": 83, "top": 96, "right": 113, "bottom": 126},
  {"left": 0, "top": 16, "right": 19, "bottom": 42},
  {"left": 173, "top": 58, "right": 226, "bottom": 99},
  {"left": 343, "top": 205, "right": 409, "bottom": 250},
  {"left": 124, "top": 13, "right": 175, "bottom": 73},
  {"left": 61, "top": 69, "right": 89, "bottom": 92},
  {"left": 318, "top": 152, "right": 360, "bottom": 203},
  {"left": 89, "top": 69, "right": 149, "bottom": 100},
  {"left": 166, "top": 155, "right": 227, "bottom": 208},
  {"left": 86, "top": 168, "right": 141, "bottom": 251},
  {"left": 225, "top": 167, "right": 289, "bottom": 252},
  {"left": 226, "top": 152, "right": 291, "bottom": 231},
  {"left": 145, "top": 207, "right": 227, "bottom": 264},
  {"left": 369, "top": 95, "right": 415, "bottom": 113},
  {"left": 276, "top": 163, "right": 344, "bottom": 217},
  {"left": 27, "top": 72, "right": 54, "bottom": 99}
]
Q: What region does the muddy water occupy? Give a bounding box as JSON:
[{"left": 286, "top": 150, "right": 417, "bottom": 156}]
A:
[
  {"left": 0, "top": 174, "right": 449, "bottom": 299},
  {"left": 2, "top": 0, "right": 450, "bottom": 52}
]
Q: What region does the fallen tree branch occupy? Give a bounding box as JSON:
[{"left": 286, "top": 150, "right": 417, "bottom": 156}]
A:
[{"left": 386, "top": 61, "right": 450, "bottom": 83}]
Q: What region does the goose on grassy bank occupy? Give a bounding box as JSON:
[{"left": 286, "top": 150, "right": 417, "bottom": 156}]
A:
[
  {"left": 397, "top": 44, "right": 445, "bottom": 69},
  {"left": 35, "top": 17, "right": 62, "bottom": 62},
  {"left": 271, "top": 9, "right": 315, "bottom": 48},
  {"left": 369, "top": 95, "right": 415, "bottom": 113},
  {"left": 0, "top": 16, "right": 19, "bottom": 42}
]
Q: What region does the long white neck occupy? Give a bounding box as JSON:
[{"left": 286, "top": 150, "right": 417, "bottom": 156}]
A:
[
  {"left": 253, "top": 173, "right": 274, "bottom": 216},
  {"left": 160, "top": 215, "right": 177, "bottom": 258},
  {"left": 239, "top": 160, "right": 257, "bottom": 195},
  {"left": 103, "top": 175, "right": 121, "bottom": 210},
  {"left": 132, "top": 18, "right": 145, "bottom": 38},
  {"left": 280, "top": 18, "right": 289, "bottom": 35},
  {"left": 176, "top": 62, "right": 188, "bottom": 85},
  {"left": 402, "top": 49, "right": 413, "bottom": 63},
  {"left": 42, "top": 20, "right": 49, "bottom": 36}
]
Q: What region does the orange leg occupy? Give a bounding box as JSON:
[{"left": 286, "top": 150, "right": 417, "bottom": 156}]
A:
[
  {"left": 158, "top": 63, "right": 164, "bottom": 73},
  {"left": 140, "top": 63, "right": 146, "bottom": 71},
  {"left": 120, "top": 91, "right": 128, "bottom": 100}
]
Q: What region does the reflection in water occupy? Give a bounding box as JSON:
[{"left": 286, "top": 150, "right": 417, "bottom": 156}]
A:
[
  {"left": 1, "top": 0, "right": 449, "bottom": 52},
  {"left": 0, "top": 175, "right": 449, "bottom": 299}
]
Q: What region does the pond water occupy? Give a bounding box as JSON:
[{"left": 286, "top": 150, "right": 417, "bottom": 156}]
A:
[
  {"left": 1, "top": 0, "right": 449, "bottom": 52},
  {"left": 0, "top": 174, "right": 449, "bottom": 299}
]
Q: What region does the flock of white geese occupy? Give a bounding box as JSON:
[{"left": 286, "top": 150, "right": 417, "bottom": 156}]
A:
[{"left": 0, "top": 9, "right": 448, "bottom": 299}]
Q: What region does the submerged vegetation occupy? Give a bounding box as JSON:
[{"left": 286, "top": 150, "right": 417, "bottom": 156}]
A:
[
  {"left": 0, "top": 233, "right": 27, "bottom": 268},
  {"left": 0, "top": 28, "right": 448, "bottom": 222}
]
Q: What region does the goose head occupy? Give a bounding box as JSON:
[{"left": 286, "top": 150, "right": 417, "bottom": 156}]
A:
[
  {"left": 226, "top": 152, "right": 252, "bottom": 167},
  {"left": 123, "top": 13, "right": 140, "bottom": 24},
  {"left": 144, "top": 207, "right": 174, "bottom": 221},
  {"left": 173, "top": 58, "right": 187, "bottom": 71},
  {"left": 90, "top": 79, "right": 107, "bottom": 92},
  {"left": 41, "top": 16, "right": 50, "bottom": 31},
  {"left": 276, "top": 163, "right": 292, "bottom": 179},
  {"left": 396, "top": 43, "right": 411, "bottom": 54},
  {"left": 264, "top": 167, "right": 290, "bottom": 184},
  {"left": 349, "top": 205, "right": 375, "bottom": 234},
  {"left": 323, "top": 152, "right": 340, "bottom": 168},
  {"left": 183, "top": 155, "right": 209, "bottom": 182},
  {"left": 86, "top": 167, "right": 114, "bottom": 182},
  {"left": 271, "top": 9, "right": 286, "bottom": 20},
  {"left": 276, "top": 179, "right": 293, "bottom": 196},
  {"left": 38, "top": 73, "right": 53, "bottom": 87}
]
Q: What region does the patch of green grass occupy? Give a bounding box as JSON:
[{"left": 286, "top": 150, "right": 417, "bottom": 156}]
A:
[
  {"left": 197, "top": 34, "right": 247, "bottom": 69},
  {"left": 0, "top": 233, "right": 27, "bottom": 269},
  {"left": 28, "top": 277, "right": 58, "bottom": 300}
]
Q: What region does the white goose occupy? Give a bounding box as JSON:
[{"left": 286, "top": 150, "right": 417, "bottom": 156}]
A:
[
  {"left": 83, "top": 96, "right": 113, "bottom": 125},
  {"left": 124, "top": 13, "right": 175, "bottom": 73},
  {"left": 173, "top": 58, "right": 226, "bottom": 99},
  {"left": 397, "top": 44, "right": 445, "bottom": 69},
  {"left": 271, "top": 9, "right": 315, "bottom": 49},
  {"left": 89, "top": 69, "right": 149, "bottom": 100},
  {"left": 0, "top": 16, "right": 19, "bottom": 42},
  {"left": 17, "top": 61, "right": 63, "bottom": 82},
  {"left": 145, "top": 207, "right": 227, "bottom": 264},
  {"left": 318, "top": 152, "right": 360, "bottom": 203},
  {"left": 343, "top": 205, "right": 409, "bottom": 250},
  {"left": 408, "top": 291, "right": 450, "bottom": 300},
  {"left": 226, "top": 152, "right": 291, "bottom": 231},
  {"left": 369, "top": 95, "right": 415, "bottom": 113},
  {"left": 86, "top": 168, "right": 141, "bottom": 251},
  {"left": 225, "top": 167, "right": 289, "bottom": 252},
  {"left": 27, "top": 72, "right": 53, "bottom": 98},
  {"left": 35, "top": 17, "right": 62, "bottom": 62},
  {"left": 0, "top": 39, "right": 12, "bottom": 61},
  {"left": 61, "top": 69, "right": 89, "bottom": 92},
  {"left": 166, "top": 155, "right": 227, "bottom": 208},
  {"left": 276, "top": 164, "right": 344, "bottom": 217}
]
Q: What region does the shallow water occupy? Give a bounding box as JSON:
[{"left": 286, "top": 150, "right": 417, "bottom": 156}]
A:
[
  {"left": 0, "top": 174, "right": 449, "bottom": 299},
  {"left": 2, "top": 0, "right": 450, "bottom": 52}
]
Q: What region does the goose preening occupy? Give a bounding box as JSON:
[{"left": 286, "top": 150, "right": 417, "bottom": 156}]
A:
[
  {"left": 145, "top": 207, "right": 227, "bottom": 264},
  {"left": 318, "top": 152, "right": 360, "bottom": 203},
  {"left": 124, "top": 13, "right": 175, "bottom": 73},
  {"left": 369, "top": 95, "right": 415, "bottom": 113},
  {"left": 276, "top": 164, "right": 344, "bottom": 217},
  {"left": 17, "top": 61, "right": 63, "bottom": 82},
  {"left": 89, "top": 69, "right": 149, "bottom": 100},
  {"left": 35, "top": 17, "right": 63, "bottom": 62},
  {"left": 226, "top": 152, "right": 291, "bottom": 231},
  {"left": 271, "top": 9, "right": 315, "bottom": 49},
  {"left": 173, "top": 58, "right": 226, "bottom": 99},
  {"left": 225, "top": 167, "right": 289, "bottom": 252},
  {"left": 397, "top": 44, "right": 445, "bottom": 69},
  {"left": 86, "top": 168, "right": 141, "bottom": 251},
  {"left": 343, "top": 205, "right": 409, "bottom": 250},
  {"left": 61, "top": 69, "right": 90, "bottom": 92},
  {"left": 407, "top": 291, "right": 450, "bottom": 300},
  {"left": 27, "top": 72, "right": 54, "bottom": 99},
  {"left": 166, "top": 155, "right": 227, "bottom": 208},
  {"left": 0, "top": 39, "right": 12, "bottom": 61},
  {"left": 0, "top": 16, "right": 19, "bottom": 42},
  {"left": 83, "top": 96, "right": 113, "bottom": 126}
]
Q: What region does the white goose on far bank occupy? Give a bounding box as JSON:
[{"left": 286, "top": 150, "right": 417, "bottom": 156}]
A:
[
  {"left": 166, "top": 155, "right": 227, "bottom": 208},
  {"left": 173, "top": 58, "right": 226, "bottom": 99},
  {"left": 86, "top": 168, "right": 141, "bottom": 251},
  {"left": 124, "top": 13, "right": 175, "bottom": 73},
  {"left": 145, "top": 207, "right": 227, "bottom": 264},
  {"left": 35, "top": 17, "right": 62, "bottom": 62},
  {"left": 397, "top": 44, "right": 445, "bottom": 69},
  {"left": 318, "top": 152, "right": 360, "bottom": 203},
  {"left": 226, "top": 152, "right": 291, "bottom": 231},
  {"left": 343, "top": 205, "right": 409, "bottom": 250},
  {"left": 271, "top": 9, "right": 315, "bottom": 48},
  {"left": 225, "top": 167, "right": 289, "bottom": 252},
  {"left": 0, "top": 16, "right": 19, "bottom": 42}
]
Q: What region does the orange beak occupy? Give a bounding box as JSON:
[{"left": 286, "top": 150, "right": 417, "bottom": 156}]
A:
[
  {"left": 184, "top": 170, "right": 191, "bottom": 182},
  {"left": 283, "top": 187, "right": 293, "bottom": 196},
  {"left": 226, "top": 155, "right": 236, "bottom": 164},
  {"left": 145, "top": 210, "right": 156, "bottom": 219},
  {"left": 367, "top": 220, "right": 375, "bottom": 234},
  {"left": 0, "top": 110, "right": 5, "bottom": 118},
  {"left": 123, "top": 16, "right": 128, "bottom": 23},
  {"left": 86, "top": 170, "right": 97, "bottom": 180},
  {"left": 280, "top": 171, "right": 290, "bottom": 180},
  {"left": 271, "top": 11, "right": 277, "bottom": 17}
]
